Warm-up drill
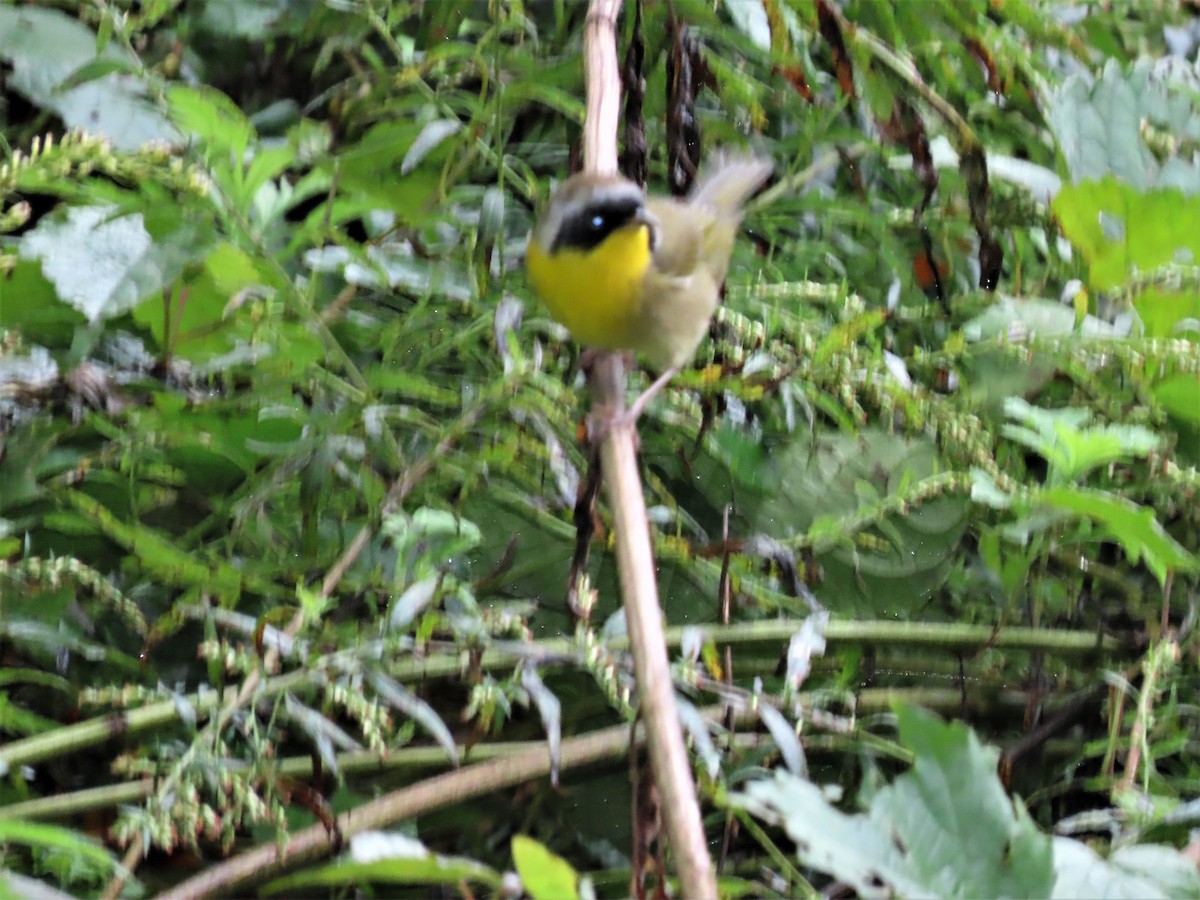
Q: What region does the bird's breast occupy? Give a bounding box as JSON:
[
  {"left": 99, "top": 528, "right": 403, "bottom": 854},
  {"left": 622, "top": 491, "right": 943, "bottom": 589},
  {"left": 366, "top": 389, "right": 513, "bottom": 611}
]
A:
[{"left": 527, "top": 224, "right": 653, "bottom": 350}]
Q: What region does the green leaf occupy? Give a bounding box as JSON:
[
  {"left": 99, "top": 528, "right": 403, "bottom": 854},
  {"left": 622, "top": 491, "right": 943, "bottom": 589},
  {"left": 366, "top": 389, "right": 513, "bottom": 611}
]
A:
[
  {"left": 243, "top": 145, "right": 296, "bottom": 200},
  {"left": 1154, "top": 375, "right": 1200, "bottom": 424},
  {"left": 1053, "top": 179, "right": 1200, "bottom": 293},
  {"left": 1001, "top": 397, "right": 1162, "bottom": 484},
  {"left": 18, "top": 205, "right": 193, "bottom": 325},
  {"left": 722, "top": 0, "right": 770, "bottom": 50},
  {"left": 1047, "top": 59, "right": 1200, "bottom": 192},
  {"left": 0, "top": 820, "right": 126, "bottom": 881},
  {"left": 53, "top": 56, "right": 141, "bottom": 93},
  {"left": 131, "top": 241, "right": 249, "bottom": 355},
  {"left": 350, "top": 243, "right": 474, "bottom": 303},
  {"left": 383, "top": 508, "right": 482, "bottom": 575},
  {"left": 61, "top": 490, "right": 270, "bottom": 601},
  {"left": 512, "top": 835, "right": 579, "bottom": 900},
  {"left": 0, "top": 692, "right": 60, "bottom": 736},
  {"left": 751, "top": 429, "right": 968, "bottom": 616},
  {"left": 1134, "top": 287, "right": 1200, "bottom": 339},
  {"left": 0, "top": 260, "right": 86, "bottom": 348},
  {"left": 262, "top": 851, "right": 501, "bottom": 895},
  {"left": 167, "top": 84, "right": 255, "bottom": 162},
  {"left": 521, "top": 667, "right": 563, "bottom": 784},
  {"left": 1052, "top": 837, "right": 1200, "bottom": 899},
  {"left": 964, "top": 296, "right": 1122, "bottom": 342},
  {"left": 401, "top": 119, "right": 462, "bottom": 176},
  {"left": 197, "top": 0, "right": 305, "bottom": 40},
  {"left": 0, "top": 6, "right": 173, "bottom": 148},
  {"left": 503, "top": 82, "right": 586, "bottom": 124},
  {"left": 969, "top": 469, "right": 1013, "bottom": 510},
  {"left": 0, "top": 668, "right": 72, "bottom": 692},
  {"left": 733, "top": 704, "right": 1055, "bottom": 899},
  {"left": 0, "top": 618, "right": 140, "bottom": 673},
  {"left": 334, "top": 120, "right": 442, "bottom": 214},
  {"left": 1039, "top": 486, "right": 1198, "bottom": 585}
]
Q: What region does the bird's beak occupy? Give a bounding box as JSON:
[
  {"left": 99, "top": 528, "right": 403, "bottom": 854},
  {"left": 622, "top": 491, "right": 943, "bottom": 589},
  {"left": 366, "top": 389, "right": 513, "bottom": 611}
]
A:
[{"left": 633, "top": 206, "right": 659, "bottom": 250}]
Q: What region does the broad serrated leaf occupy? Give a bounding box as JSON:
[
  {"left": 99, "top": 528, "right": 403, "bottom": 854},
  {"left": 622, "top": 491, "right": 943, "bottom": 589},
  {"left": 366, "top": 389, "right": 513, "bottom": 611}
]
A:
[
  {"left": 18, "top": 206, "right": 184, "bottom": 324},
  {"left": 1001, "top": 397, "right": 1163, "bottom": 484},
  {"left": 167, "top": 84, "right": 255, "bottom": 161},
  {"left": 1155, "top": 375, "right": 1200, "bottom": 424},
  {"left": 753, "top": 429, "right": 968, "bottom": 616},
  {"left": 1135, "top": 287, "right": 1200, "bottom": 340},
  {"left": 1039, "top": 486, "right": 1198, "bottom": 585},
  {"left": 1054, "top": 178, "right": 1200, "bottom": 293},
  {"left": 1047, "top": 58, "right": 1200, "bottom": 193},
  {"left": 1051, "top": 837, "right": 1200, "bottom": 899},
  {"left": 733, "top": 704, "right": 1055, "bottom": 899}
]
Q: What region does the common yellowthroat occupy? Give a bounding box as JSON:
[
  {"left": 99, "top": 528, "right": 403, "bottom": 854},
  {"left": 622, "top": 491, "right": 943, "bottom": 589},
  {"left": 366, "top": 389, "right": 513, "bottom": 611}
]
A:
[{"left": 526, "top": 155, "right": 772, "bottom": 422}]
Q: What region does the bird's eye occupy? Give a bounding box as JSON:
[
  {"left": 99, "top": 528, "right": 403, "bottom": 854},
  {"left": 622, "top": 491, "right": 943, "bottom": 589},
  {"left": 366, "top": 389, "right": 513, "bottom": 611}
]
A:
[{"left": 590, "top": 214, "right": 606, "bottom": 230}]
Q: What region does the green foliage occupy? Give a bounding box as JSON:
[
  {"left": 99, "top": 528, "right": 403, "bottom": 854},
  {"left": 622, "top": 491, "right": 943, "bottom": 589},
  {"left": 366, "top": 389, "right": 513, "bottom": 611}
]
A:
[
  {"left": 261, "top": 833, "right": 502, "bottom": 895},
  {"left": 0, "top": 6, "right": 173, "bottom": 149},
  {"left": 0, "top": 819, "right": 131, "bottom": 894},
  {"left": 1052, "top": 839, "right": 1200, "bottom": 900},
  {"left": 972, "top": 397, "right": 1196, "bottom": 587},
  {"left": 1047, "top": 58, "right": 1200, "bottom": 192},
  {"left": 512, "top": 834, "right": 582, "bottom": 900},
  {"left": 734, "top": 705, "right": 1200, "bottom": 899},
  {"left": 735, "top": 704, "right": 1055, "bottom": 898},
  {"left": 1, "top": 0, "right": 1198, "bottom": 896}
]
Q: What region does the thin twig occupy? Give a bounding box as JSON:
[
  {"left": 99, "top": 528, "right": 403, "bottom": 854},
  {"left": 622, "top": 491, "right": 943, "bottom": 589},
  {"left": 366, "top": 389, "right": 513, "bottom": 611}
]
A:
[
  {"left": 583, "top": 1, "right": 622, "bottom": 177},
  {"left": 155, "top": 721, "right": 635, "bottom": 899},
  {"left": 582, "top": 3, "right": 717, "bottom": 894},
  {"left": 155, "top": 706, "right": 743, "bottom": 900}
]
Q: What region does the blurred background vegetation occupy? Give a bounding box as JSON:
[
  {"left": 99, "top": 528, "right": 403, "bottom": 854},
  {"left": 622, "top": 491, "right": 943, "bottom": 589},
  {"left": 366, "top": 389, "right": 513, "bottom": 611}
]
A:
[{"left": 1, "top": 0, "right": 1199, "bottom": 896}]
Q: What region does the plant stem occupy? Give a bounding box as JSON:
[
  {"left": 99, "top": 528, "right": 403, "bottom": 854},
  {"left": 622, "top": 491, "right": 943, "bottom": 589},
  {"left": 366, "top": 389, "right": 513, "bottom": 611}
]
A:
[
  {"left": 581, "top": 0, "right": 716, "bottom": 895},
  {"left": 152, "top": 714, "right": 667, "bottom": 900},
  {"left": 0, "top": 620, "right": 1119, "bottom": 774}
]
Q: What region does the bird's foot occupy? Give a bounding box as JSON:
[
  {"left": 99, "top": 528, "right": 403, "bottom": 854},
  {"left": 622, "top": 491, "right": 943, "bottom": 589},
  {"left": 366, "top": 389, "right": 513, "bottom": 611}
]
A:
[{"left": 583, "top": 365, "right": 679, "bottom": 446}]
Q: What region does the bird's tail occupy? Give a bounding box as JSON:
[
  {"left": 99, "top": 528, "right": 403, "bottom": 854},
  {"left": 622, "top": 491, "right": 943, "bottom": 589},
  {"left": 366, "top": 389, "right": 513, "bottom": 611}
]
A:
[{"left": 688, "top": 154, "right": 773, "bottom": 217}]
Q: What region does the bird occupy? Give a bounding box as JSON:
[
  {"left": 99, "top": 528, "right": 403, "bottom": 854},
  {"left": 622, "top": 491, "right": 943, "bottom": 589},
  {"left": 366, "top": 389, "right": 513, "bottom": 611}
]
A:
[{"left": 525, "top": 154, "right": 772, "bottom": 426}]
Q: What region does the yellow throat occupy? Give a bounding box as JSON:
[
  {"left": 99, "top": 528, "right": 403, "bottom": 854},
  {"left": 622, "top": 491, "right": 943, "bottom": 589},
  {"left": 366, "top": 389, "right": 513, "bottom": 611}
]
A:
[{"left": 526, "top": 221, "right": 653, "bottom": 352}]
